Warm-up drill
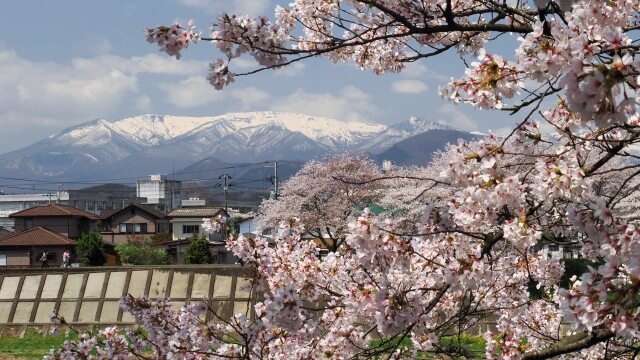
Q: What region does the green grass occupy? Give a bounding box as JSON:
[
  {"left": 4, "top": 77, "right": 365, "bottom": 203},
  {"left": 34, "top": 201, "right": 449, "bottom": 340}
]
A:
[
  {"left": 0, "top": 330, "right": 78, "bottom": 359},
  {"left": 0, "top": 330, "right": 486, "bottom": 359},
  {"left": 369, "top": 333, "right": 486, "bottom": 359}
]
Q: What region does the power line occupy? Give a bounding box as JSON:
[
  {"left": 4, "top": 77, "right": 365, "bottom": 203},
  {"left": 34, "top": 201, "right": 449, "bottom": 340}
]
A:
[
  {"left": 0, "top": 161, "right": 273, "bottom": 186},
  {"left": 0, "top": 180, "right": 271, "bottom": 194}
]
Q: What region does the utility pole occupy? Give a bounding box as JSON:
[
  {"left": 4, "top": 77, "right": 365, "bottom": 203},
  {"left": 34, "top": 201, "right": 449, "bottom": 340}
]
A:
[
  {"left": 265, "top": 160, "right": 280, "bottom": 200},
  {"left": 171, "top": 161, "right": 175, "bottom": 211},
  {"left": 218, "top": 174, "right": 234, "bottom": 212},
  {"left": 274, "top": 160, "right": 279, "bottom": 199}
]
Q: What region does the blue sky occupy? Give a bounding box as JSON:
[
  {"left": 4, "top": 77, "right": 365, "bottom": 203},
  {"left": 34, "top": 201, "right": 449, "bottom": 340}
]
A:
[{"left": 0, "top": 0, "right": 517, "bottom": 154}]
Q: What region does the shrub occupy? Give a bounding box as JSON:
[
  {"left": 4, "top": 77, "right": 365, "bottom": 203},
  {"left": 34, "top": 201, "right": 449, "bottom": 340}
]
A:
[
  {"left": 75, "top": 229, "right": 106, "bottom": 266},
  {"left": 183, "top": 234, "right": 212, "bottom": 264},
  {"left": 116, "top": 237, "right": 169, "bottom": 265},
  {"left": 150, "top": 232, "right": 172, "bottom": 244}
]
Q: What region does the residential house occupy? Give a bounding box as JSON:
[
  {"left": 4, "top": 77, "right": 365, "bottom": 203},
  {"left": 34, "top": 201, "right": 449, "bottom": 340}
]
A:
[
  {"left": 0, "top": 227, "right": 74, "bottom": 267},
  {"left": 0, "top": 226, "right": 11, "bottom": 239},
  {"left": 10, "top": 204, "right": 99, "bottom": 239},
  {"left": 168, "top": 207, "right": 228, "bottom": 241},
  {"left": 0, "top": 185, "right": 147, "bottom": 231},
  {"left": 0, "top": 192, "right": 70, "bottom": 230},
  {"left": 166, "top": 207, "right": 232, "bottom": 264},
  {"left": 99, "top": 204, "right": 170, "bottom": 245},
  {"left": 237, "top": 217, "right": 272, "bottom": 238}
]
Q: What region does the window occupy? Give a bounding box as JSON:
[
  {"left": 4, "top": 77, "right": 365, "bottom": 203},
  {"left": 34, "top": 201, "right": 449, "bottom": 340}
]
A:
[
  {"left": 157, "top": 222, "right": 170, "bottom": 233},
  {"left": 119, "top": 223, "right": 148, "bottom": 233},
  {"left": 0, "top": 254, "right": 6, "bottom": 266},
  {"left": 183, "top": 225, "right": 199, "bottom": 234}
]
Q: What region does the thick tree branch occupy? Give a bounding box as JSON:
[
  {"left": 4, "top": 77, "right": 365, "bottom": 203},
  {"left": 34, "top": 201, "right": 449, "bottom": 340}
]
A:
[{"left": 523, "top": 329, "right": 615, "bottom": 360}]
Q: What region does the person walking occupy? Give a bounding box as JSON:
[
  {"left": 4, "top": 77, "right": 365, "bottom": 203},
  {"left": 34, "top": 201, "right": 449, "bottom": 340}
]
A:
[
  {"left": 40, "top": 250, "right": 49, "bottom": 268},
  {"left": 62, "top": 249, "right": 71, "bottom": 268}
]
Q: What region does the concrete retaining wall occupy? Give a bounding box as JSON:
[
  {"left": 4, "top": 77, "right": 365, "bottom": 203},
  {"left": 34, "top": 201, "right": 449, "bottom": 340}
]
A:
[{"left": 0, "top": 265, "right": 254, "bottom": 334}]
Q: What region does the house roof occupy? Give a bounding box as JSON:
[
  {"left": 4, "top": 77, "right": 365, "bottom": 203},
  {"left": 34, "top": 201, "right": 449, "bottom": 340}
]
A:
[
  {"left": 168, "top": 207, "right": 227, "bottom": 218},
  {"left": 9, "top": 204, "right": 99, "bottom": 219},
  {"left": 100, "top": 203, "right": 166, "bottom": 220},
  {"left": 0, "top": 227, "right": 12, "bottom": 240},
  {"left": 98, "top": 208, "right": 120, "bottom": 219},
  {"left": 0, "top": 227, "right": 74, "bottom": 247}
]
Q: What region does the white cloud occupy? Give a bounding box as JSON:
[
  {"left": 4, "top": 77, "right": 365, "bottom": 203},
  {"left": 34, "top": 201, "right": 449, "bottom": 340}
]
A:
[
  {"left": 391, "top": 80, "right": 428, "bottom": 94},
  {"left": 0, "top": 49, "right": 139, "bottom": 122},
  {"left": 402, "top": 63, "right": 428, "bottom": 78},
  {"left": 229, "top": 86, "right": 271, "bottom": 109},
  {"left": 341, "top": 85, "right": 370, "bottom": 100},
  {"left": 160, "top": 76, "right": 271, "bottom": 110},
  {"left": 135, "top": 95, "right": 153, "bottom": 112},
  {"left": 270, "top": 87, "right": 381, "bottom": 122},
  {"left": 272, "top": 62, "right": 305, "bottom": 77},
  {"left": 177, "top": 0, "right": 272, "bottom": 15},
  {"left": 435, "top": 104, "right": 478, "bottom": 131},
  {"left": 88, "top": 38, "right": 114, "bottom": 56},
  {"left": 160, "top": 76, "right": 224, "bottom": 108},
  {"left": 0, "top": 47, "right": 214, "bottom": 152},
  {"left": 71, "top": 53, "right": 208, "bottom": 76},
  {"left": 233, "top": 57, "right": 258, "bottom": 69},
  {"left": 401, "top": 62, "right": 449, "bottom": 81}
]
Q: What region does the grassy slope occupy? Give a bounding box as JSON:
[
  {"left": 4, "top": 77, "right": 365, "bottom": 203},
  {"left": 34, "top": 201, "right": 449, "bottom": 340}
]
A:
[{"left": 0, "top": 331, "right": 77, "bottom": 360}]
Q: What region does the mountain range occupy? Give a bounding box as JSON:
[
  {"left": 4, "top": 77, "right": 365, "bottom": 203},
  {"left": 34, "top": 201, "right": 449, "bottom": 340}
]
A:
[{"left": 0, "top": 112, "right": 476, "bottom": 187}]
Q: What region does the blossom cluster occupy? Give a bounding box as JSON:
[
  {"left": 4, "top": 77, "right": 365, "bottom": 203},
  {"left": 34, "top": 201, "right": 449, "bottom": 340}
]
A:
[
  {"left": 56, "top": 0, "right": 640, "bottom": 358},
  {"left": 144, "top": 21, "right": 199, "bottom": 60},
  {"left": 202, "top": 214, "right": 227, "bottom": 234}
]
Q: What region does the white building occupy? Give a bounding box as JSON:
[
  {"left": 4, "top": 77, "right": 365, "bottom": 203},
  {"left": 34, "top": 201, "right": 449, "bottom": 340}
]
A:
[
  {"left": 181, "top": 198, "right": 206, "bottom": 207},
  {"left": 237, "top": 217, "right": 273, "bottom": 239},
  {"left": 136, "top": 174, "right": 182, "bottom": 212},
  {"left": 238, "top": 217, "right": 257, "bottom": 236},
  {"left": 167, "top": 207, "right": 234, "bottom": 264},
  {"left": 0, "top": 192, "right": 69, "bottom": 230},
  {"left": 167, "top": 207, "right": 228, "bottom": 241}
]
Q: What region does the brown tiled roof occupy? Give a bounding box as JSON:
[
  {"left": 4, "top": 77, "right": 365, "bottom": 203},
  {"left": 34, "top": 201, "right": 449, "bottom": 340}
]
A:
[
  {"left": 9, "top": 204, "right": 98, "bottom": 219},
  {"left": 0, "top": 227, "right": 74, "bottom": 247},
  {"left": 132, "top": 204, "right": 167, "bottom": 219},
  {"left": 168, "top": 208, "right": 227, "bottom": 218},
  {"left": 0, "top": 227, "right": 12, "bottom": 240},
  {"left": 99, "top": 208, "right": 120, "bottom": 219},
  {"left": 100, "top": 203, "right": 166, "bottom": 220}
]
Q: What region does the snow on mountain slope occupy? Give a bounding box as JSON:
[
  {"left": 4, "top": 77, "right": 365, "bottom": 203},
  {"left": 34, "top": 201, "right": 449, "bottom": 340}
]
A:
[
  {"left": 0, "top": 111, "right": 460, "bottom": 180},
  {"left": 52, "top": 111, "right": 452, "bottom": 152},
  {"left": 110, "top": 114, "right": 216, "bottom": 145},
  {"left": 93, "top": 112, "right": 389, "bottom": 148}
]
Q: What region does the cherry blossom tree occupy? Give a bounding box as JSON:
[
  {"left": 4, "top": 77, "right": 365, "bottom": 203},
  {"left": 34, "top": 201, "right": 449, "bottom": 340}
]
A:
[
  {"left": 47, "top": 1, "right": 640, "bottom": 359},
  {"left": 257, "top": 155, "right": 384, "bottom": 251}
]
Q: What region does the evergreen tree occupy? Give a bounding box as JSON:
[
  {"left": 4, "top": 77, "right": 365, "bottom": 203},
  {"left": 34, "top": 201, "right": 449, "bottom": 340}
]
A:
[
  {"left": 183, "top": 234, "right": 212, "bottom": 265},
  {"left": 75, "top": 229, "right": 106, "bottom": 266},
  {"left": 116, "top": 236, "right": 169, "bottom": 265}
]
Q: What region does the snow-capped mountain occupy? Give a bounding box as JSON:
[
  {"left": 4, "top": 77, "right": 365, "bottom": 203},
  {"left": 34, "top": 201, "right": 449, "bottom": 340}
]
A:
[{"left": 0, "top": 112, "right": 461, "bottom": 181}]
